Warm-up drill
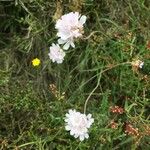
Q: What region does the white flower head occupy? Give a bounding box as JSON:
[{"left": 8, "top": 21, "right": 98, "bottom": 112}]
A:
[
  {"left": 48, "top": 43, "right": 65, "bottom": 64},
  {"left": 131, "top": 59, "right": 144, "bottom": 69},
  {"left": 139, "top": 61, "right": 144, "bottom": 68},
  {"left": 55, "top": 12, "right": 87, "bottom": 50},
  {"left": 65, "top": 109, "right": 94, "bottom": 141}
]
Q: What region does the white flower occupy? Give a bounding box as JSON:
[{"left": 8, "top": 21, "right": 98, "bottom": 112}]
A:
[
  {"left": 131, "top": 59, "right": 144, "bottom": 69},
  {"left": 139, "top": 61, "right": 144, "bottom": 68},
  {"left": 55, "top": 12, "right": 87, "bottom": 50},
  {"left": 48, "top": 43, "right": 65, "bottom": 64},
  {"left": 65, "top": 109, "right": 94, "bottom": 141}
]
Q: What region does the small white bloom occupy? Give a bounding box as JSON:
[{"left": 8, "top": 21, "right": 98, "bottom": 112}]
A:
[
  {"left": 55, "top": 12, "right": 87, "bottom": 50},
  {"left": 48, "top": 43, "right": 65, "bottom": 64},
  {"left": 131, "top": 60, "right": 144, "bottom": 69},
  {"left": 65, "top": 109, "right": 94, "bottom": 141},
  {"left": 139, "top": 61, "right": 144, "bottom": 68}
]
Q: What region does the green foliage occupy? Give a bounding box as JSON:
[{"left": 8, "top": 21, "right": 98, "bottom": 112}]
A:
[{"left": 0, "top": 0, "right": 150, "bottom": 149}]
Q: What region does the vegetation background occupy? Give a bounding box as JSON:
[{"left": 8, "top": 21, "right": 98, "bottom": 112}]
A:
[{"left": 0, "top": 0, "right": 150, "bottom": 149}]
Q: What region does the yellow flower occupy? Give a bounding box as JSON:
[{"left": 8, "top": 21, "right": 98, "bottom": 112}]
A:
[{"left": 32, "top": 58, "right": 41, "bottom": 66}]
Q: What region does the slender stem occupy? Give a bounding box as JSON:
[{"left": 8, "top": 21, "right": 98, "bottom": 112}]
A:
[
  {"left": 18, "top": 142, "right": 36, "bottom": 148},
  {"left": 83, "top": 31, "right": 102, "bottom": 40},
  {"left": 83, "top": 62, "right": 131, "bottom": 114},
  {"left": 84, "top": 75, "right": 101, "bottom": 114}
]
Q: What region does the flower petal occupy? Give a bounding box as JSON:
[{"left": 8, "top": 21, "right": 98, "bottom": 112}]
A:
[
  {"left": 70, "top": 41, "right": 75, "bottom": 48},
  {"left": 84, "top": 133, "right": 89, "bottom": 139},
  {"left": 58, "top": 38, "right": 66, "bottom": 44},
  {"left": 70, "top": 130, "right": 74, "bottom": 135},
  {"left": 79, "top": 15, "right": 87, "bottom": 25},
  {"left": 79, "top": 135, "right": 85, "bottom": 141},
  {"left": 65, "top": 125, "right": 71, "bottom": 131},
  {"left": 63, "top": 42, "right": 70, "bottom": 50}
]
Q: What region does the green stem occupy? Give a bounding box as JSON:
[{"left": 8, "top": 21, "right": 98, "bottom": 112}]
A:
[{"left": 83, "top": 62, "right": 131, "bottom": 114}]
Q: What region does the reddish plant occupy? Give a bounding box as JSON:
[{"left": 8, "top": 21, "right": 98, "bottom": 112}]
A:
[
  {"left": 125, "top": 123, "right": 139, "bottom": 136},
  {"left": 110, "top": 106, "right": 124, "bottom": 114}
]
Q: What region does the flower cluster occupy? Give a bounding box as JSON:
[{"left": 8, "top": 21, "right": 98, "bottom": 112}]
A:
[
  {"left": 56, "top": 12, "right": 86, "bottom": 50},
  {"left": 110, "top": 120, "right": 118, "bottom": 129},
  {"left": 65, "top": 109, "right": 94, "bottom": 141},
  {"left": 48, "top": 12, "right": 86, "bottom": 63},
  {"left": 48, "top": 44, "right": 65, "bottom": 64},
  {"left": 131, "top": 59, "right": 144, "bottom": 69},
  {"left": 125, "top": 123, "right": 139, "bottom": 136},
  {"left": 110, "top": 106, "right": 124, "bottom": 114}
]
